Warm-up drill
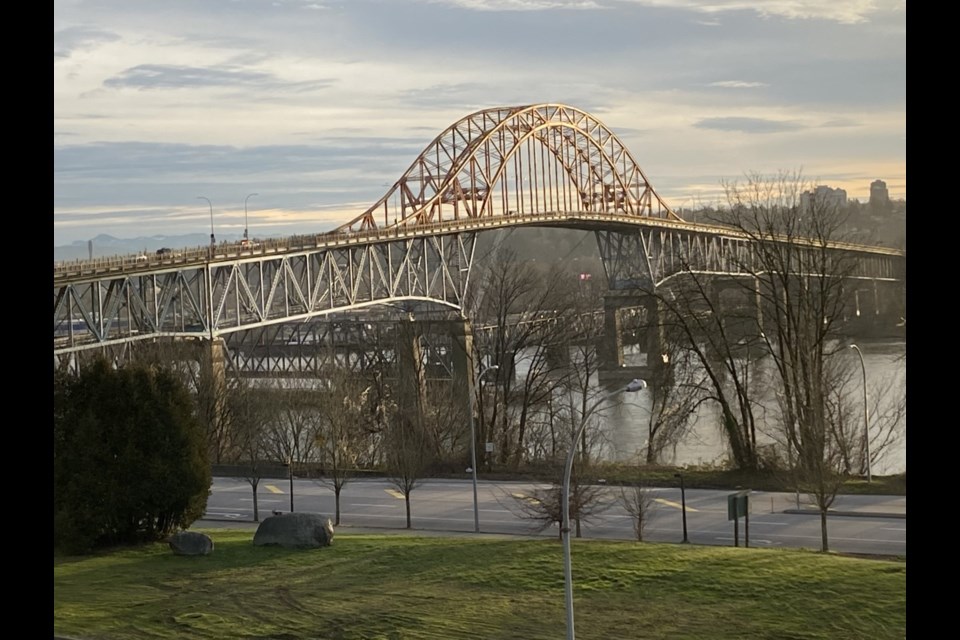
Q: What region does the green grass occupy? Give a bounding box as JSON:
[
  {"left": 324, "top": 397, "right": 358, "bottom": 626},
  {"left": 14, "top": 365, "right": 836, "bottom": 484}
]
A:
[{"left": 54, "top": 531, "right": 906, "bottom": 640}]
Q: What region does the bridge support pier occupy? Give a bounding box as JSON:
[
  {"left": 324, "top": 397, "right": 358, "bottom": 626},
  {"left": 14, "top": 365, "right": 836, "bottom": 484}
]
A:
[
  {"left": 395, "top": 322, "right": 427, "bottom": 418},
  {"left": 599, "top": 292, "right": 664, "bottom": 382}
]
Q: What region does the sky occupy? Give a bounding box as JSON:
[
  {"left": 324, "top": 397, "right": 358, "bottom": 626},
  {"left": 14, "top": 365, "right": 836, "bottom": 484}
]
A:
[{"left": 54, "top": 0, "right": 906, "bottom": 246}]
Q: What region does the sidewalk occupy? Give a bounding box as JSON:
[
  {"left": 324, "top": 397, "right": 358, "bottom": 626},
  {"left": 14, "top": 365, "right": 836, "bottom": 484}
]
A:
[{"left": 758, "top": 491, "right": 906, "bottom": 519}]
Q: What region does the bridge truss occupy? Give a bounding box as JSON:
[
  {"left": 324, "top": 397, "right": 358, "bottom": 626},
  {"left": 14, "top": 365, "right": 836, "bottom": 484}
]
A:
[{"left": 54, "top": 104, "right": 905, "bottom": 369}]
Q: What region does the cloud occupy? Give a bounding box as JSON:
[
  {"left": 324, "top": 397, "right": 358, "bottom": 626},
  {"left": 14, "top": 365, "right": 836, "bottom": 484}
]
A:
[
  {"left": 54, "top": 26, "right": 121, "bottom": 59},
  {"left": 707, "top": 80, "right": 768, "bottom": 88},
  {"left": 102, "top": 64, "right": 335, "bottom": 92},
  {"left": 423, "top": 0, "right": 602, "bottom": 10},
  {"left": 694, "top": 117, "right": 803, "bottom": 133},
  {"left": 423, "top": 0, "right": 883, "bottom": 22}
]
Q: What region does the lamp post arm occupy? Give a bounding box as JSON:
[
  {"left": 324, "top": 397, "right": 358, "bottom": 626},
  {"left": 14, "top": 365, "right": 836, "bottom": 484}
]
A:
[
  {"left": 849, "top": 344, "right": 871, "bottom": 483},
  {"left": 561, "top": 379, "right": 645, "bottom": 640}
]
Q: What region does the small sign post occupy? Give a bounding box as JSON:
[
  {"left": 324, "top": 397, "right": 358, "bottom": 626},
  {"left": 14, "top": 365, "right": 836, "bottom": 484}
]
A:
[{"left": 727, "top": 490, "right": 750, "bottom": 547}]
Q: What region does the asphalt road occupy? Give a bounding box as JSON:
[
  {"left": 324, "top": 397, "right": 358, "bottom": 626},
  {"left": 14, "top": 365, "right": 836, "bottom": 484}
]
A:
[{"left": 201, "top": 476, "right": 906, "bottom": 556}]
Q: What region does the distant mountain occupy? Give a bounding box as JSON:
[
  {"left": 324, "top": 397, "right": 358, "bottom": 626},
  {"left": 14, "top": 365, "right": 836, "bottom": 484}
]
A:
[{"left": 54, "top": 233, "right": 246, "bottom": 261}]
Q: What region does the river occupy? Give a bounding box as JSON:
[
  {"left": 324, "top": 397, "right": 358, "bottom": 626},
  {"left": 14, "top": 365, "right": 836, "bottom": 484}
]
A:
[{"left": 598, "top": 339, "right": 906, "bottom": 475}]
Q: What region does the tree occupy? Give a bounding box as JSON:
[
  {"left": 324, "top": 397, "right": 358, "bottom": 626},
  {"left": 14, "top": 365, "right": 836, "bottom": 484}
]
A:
[
  {"left": 640, "top": 323, "right": 706, "bottom": 464},
  {"left": 228, "top": 379, "right": 273, "bottom": 522},
  {"left": 504, "top": 475, "right": 611, "bottom": 540},
  {"left": 385, "top": 413, "right": 431, "bottom": 530},
  {"left": 470, "top": 250, "right": 573, "bottom": 469},
  {"left": 652, "top": 270, "right": 763, "bottom": 471},
  {"left": 618, "top": 476, "right": 657, "bottom": 541},
  {"left": 314, "top": 369, "right": 375, "bottom": 525},
  {"left": 54, "top": 358, "right": 211, "bottom": 553},
  {"left": 384, "top": 320, "right": 433, "bottom": 529},
  {"left": 718, "top": 171, "right": 869, "bottom": 551}
]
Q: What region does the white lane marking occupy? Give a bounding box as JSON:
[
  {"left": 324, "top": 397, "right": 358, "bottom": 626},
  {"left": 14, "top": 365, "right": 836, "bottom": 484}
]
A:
[{"left": 881, "top": 527, "right": 906, "bottom": 532}]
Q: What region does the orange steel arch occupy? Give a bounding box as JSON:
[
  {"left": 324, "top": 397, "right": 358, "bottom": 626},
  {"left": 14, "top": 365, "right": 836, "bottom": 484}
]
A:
[{"left": 334, "top": 104, "right": 681, "bottom": 233}]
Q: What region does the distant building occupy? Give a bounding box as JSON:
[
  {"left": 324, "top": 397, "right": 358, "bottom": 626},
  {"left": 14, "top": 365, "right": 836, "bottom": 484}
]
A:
[
  {"left": 870, "top": 179, "right": 890, "bottom": 210},
  {"left": 800, "top": 185, "right": 847, "bottom": 212}
]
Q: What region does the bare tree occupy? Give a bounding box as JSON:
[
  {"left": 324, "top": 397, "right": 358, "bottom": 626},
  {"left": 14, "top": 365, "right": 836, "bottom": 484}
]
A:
[
  {"left": 618, "top": 477, "right": 657, "bottom": 541},
  {"left": 385, "top": 413, "right": 431, "bottom": 529},
  {"left": 503, "top": 475, "right": 611, "bottom": 540},
  {"left": 470, "top": 250, "right": 574, "bottom": 469},
  {"left": 719, "top": 171, "right": 871, "bottom": 551},
  {"left": 652, "top": 272, "right": 763, "bottom": 470},
  {"left": 640, "top": 324, "right": 706, "bottom": 464},
  {"left": 384, "top": 320, "right": 434, "bottom": 529},
  {"left": 228, "top": 380, "right": 273, "bottom": 522},
  {"left": 314, "top": 370, "right": 375, "bottom": 525}
]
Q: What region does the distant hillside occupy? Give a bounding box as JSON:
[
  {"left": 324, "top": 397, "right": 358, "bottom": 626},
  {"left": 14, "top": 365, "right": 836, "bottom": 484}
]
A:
[
  {"left": 54, "top": 233, "right": 246, "bottom": 261},
  {"left": 54, "top": 227, "right": 603, "bottom": 264}
]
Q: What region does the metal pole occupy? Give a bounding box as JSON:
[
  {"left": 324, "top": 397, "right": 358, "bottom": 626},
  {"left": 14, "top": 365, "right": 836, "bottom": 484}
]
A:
[
  {"left": 288, "top": 458, "right": 294, "bottom": 512},
  {"left": 849, "top": 344, "right": 872, "bottom": 483},
  {"left": 244, "top": 193, "right": 258, "bottom": 241},
  {"left": 468, "top": 365, "right": 498, "bottom": 533},
  {"left": 198, "top": 196, "right": 214, "bottom": 253},
  {"left": 675, "top": 473, "right": 688, "bottom": 543},
  {"left": 563, "top": 379, "right": 646, "bottom": 640}
]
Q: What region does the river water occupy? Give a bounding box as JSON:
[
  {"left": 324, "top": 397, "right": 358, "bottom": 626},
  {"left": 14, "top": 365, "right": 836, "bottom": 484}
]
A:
[{"left": 598, "top": 339, "right": 907, "bottom": 475}]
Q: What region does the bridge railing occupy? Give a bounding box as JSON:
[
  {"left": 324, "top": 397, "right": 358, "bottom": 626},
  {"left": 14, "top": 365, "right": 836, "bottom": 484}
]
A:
[{"left": 54, "top": 210, "right": 904, "bottom": 282}]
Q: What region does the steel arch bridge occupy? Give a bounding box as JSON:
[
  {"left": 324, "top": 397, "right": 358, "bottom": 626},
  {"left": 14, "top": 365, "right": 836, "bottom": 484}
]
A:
[{"left": 53, "top": 104, "right": 906, "bottom": 367}]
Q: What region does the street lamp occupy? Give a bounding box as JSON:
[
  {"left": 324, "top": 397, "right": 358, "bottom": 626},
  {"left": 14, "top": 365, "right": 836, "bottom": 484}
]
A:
[
  {"left": 848, "top": 344, "right": 872, "bottom": 483},
  {"left": 287, "top": 457, "right": 295, "bottom": 512},
  {"left": 197, "top": 196, "right": 215, "bottom": 248},
  {"left": 674, "top": 472, "right": 689, "bottom": 543},
  {"left": 562, "top": 378, "right": 647, "bottom": 640},
  {"left": 467, "top": 364, "right": 499, "bottom": 533},
  {"left": 244, "top": 193, "right": 259, "bottom": 241}
]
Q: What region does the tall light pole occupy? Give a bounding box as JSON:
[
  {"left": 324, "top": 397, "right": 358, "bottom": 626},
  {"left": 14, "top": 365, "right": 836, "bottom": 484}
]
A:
[
  {"left": 848, "top": 344, "right": 872, "bottom": 483},
  {"left": 563, "top": 378, "right": 647, "bottom": 640},
  {"left": 288, "top": 457, "right": 295, "bottom": 512},
  {"left": 467, "top": 364, "right": 498, "bottom": 533},
  {"left": 674, "top": 472, "right": 689, "bottom": 543},
  {"left": 197, "top": 196, "right": 214, "bottom": 249},
  {"left": 244, "top": 193, "right": 258, "bottom": 241}
]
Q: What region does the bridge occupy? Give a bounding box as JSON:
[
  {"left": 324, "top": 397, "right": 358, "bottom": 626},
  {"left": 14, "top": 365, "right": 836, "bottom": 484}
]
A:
[{"left": 54, "top": 104, "right": 905, "bottom": 372}]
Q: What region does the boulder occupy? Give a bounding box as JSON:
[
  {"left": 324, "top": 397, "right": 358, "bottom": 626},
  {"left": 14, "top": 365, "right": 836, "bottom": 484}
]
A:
[
  {"left": 253, "top": 512, "right": 335, "bottom": 548},
  {"left": 169, "top": 531, "right": 214, "bottom": 556}
]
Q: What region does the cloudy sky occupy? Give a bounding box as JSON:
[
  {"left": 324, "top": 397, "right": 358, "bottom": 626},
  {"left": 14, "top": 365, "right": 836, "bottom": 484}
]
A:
[{"left": 54, "top": 0, "right": 906, "bottom": 246}]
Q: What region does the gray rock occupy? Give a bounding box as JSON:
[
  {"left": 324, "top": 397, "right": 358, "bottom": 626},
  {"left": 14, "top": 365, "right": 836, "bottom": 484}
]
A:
[
  {"left": 253, "top": 512, "right": 335, "bottom": 548},
  {"left": 169, "top": 531, "right": 214, "bottom": 556}
]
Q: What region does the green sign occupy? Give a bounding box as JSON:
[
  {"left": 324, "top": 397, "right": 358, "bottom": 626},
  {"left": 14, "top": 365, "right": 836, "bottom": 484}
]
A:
[{"left": 727, "top": 491, "right": 749, "bottom": 520}]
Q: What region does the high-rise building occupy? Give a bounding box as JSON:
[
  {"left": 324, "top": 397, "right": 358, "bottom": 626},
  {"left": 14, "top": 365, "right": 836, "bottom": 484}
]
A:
[
  {"left": 870, "top": 180, "right": 890, "bottom": 209},
  {"left": 800, "top": 185, "right": 847, "bottom": 212}
]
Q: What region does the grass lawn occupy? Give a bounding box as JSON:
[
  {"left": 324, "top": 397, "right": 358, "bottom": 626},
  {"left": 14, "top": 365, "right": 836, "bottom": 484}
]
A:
[{"left": 54, "top": 530, "right": 906, "bottom": 640}]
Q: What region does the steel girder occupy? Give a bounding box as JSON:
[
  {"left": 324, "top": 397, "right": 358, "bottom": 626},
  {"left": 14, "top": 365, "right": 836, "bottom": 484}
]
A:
[
  {"left": 595, "top": 227, "right": 906, "bottom": 292},
  {"left": 222, "top": 318, "right": 460, "bottom": 381},
  {"left": 54, "top": 234, "right": 477, "bottom": 358},
  {"left": 334, "top": 104, "right": 680, "bottom": 233}
]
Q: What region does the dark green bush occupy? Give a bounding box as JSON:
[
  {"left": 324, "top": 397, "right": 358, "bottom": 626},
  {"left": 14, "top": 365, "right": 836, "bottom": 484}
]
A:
[{"left": 54, "top": 359, "right": 211, "bottom": 553}]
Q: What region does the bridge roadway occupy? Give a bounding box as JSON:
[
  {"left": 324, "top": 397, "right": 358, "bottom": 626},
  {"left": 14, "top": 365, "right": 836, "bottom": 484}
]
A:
[{"left": 53, "top": 210, "right": 904, "bottom": 284}]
